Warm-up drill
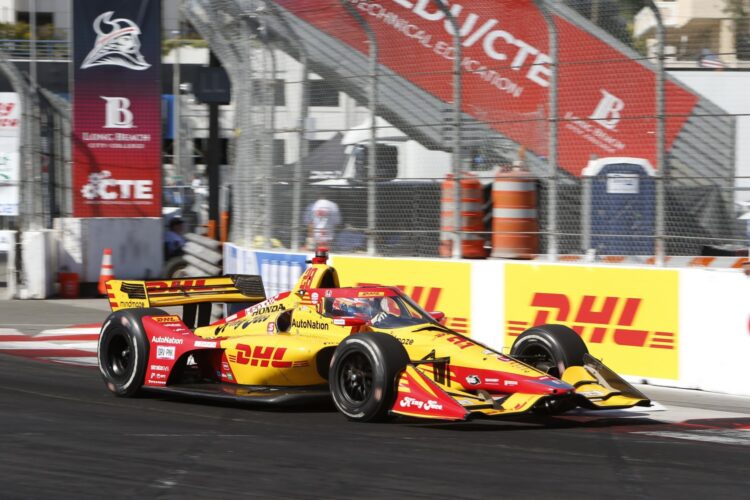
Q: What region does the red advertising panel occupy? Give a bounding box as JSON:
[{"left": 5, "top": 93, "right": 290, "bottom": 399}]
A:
[
  {"left": 278, "top": 0, "right": 699, "bottom": 176},
  {"left": 73, "top": 0, "right": 161, "bottom": 217}
]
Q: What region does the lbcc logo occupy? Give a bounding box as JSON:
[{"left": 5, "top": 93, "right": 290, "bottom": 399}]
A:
[{"left": 507, "top": 292, "right": 675, "bottom": 349}]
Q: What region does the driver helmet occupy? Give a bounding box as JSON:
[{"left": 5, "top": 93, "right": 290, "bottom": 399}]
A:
[{"left": 334, "top": 297, "right": 374, "bottom": 319}]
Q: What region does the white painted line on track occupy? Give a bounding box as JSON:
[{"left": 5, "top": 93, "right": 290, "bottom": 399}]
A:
[
  {"left": 634, "top": 429, "right": 750, "bottom": 446},
  {"left": 0, "top": 341, "right": 95, "bottom": 351},
  {"left": 36, "top": 327, "right": 101, "bottom": 337},
  {"left": 43, "top": 357, "right": 98, "bottom": 367}
]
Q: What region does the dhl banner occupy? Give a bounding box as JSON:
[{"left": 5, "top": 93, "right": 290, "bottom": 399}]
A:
[
  {"left": 332, "top": 256, "right": 472, "bottom": 334},
  {"left": 504, "top": 263, "right": 679, "bottom": 380}
]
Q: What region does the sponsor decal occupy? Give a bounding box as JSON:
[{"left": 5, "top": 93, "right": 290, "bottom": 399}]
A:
[
  {"left": 399, "top": 396, "right": 444, "bottom": 411},
  {"left": 485, "top": 378, "right": 499, "bottom": 383},
  {"left": 444, "top": 335, "right": 474, "bottom": 350},
  {"left": 465, "top": 375, "right": 481, "bottom": 386},
  {"left": 80, "top": 170, "right": 153, "bottom": 201},
  {"left": 247, "top": 303, "right": 286, "bottom": 317},
  {"left": 229, "top": 344, "right": 293, "bottom": 368},
  {"left": 81, "top": 11, "right": 150, "bottom": 70},
  {"left": 118, "top": 301, "right": 146, "bottom": 309},
  {"left": 156, "top": 345, "right": 176, "bottom": 360},
  {"left": 152, "top": 336, "right": 183, "bottom": 345},
  {"left": 147, "top": 279, "right": 207, "bottom": 293},
  {"left": 311, "top": 292, "right": 319, "bottom": 304},
  {"left": 267, "top": 322, "right": 276, "bottom": 334},
  {"left": 333, "top": 319, "right": 345, "bottom": 326},
  {"left": 194, "top": 340, "right": 217, "bottom": 348},
  {"left": 120, "top": 282, "right": 146, "bottom": 299},
  {"left": 394, "top": 337, "right": 414, "bottom": 346},
  {"left": 152, "top": 316, "right": 181, "bottom": 324},
  {"left": 291, "top": 319, "right": 330, "bottom": 331},
  {"left": 325, "top": 289, "right": 333, "bottom": 297},
  {"left": 504, "top": 380, "right": 519, "bottom": 387},
  {"left": 149, "top": 372, "right": 167, "bottom": 380},
  {"left": 505, "top": 264, "right": 678, "bottom": 379},
  {"left": 358, "top": 291, "right": 385, "bottom": 297},
  {"left": 279, "top": 0, "right": 699, "bottom": 175},
  {"left": 150, "top": 364, "right": 169, "bottom": 372}
]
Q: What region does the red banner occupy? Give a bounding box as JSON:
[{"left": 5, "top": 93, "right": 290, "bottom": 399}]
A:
[
  {"left": 279, "top": 0, "right": 699, "bottom": 176},
  {"left": 72, "top": 1, "right": 162, "bottom": 217}
]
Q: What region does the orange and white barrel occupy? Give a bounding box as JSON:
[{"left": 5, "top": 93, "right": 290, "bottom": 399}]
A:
[
  {"left": 491, "top": 170, "right": 539, "bottom": 258},
  {"left": 440, "top": 172, "right": 487, "bottom": 259}
]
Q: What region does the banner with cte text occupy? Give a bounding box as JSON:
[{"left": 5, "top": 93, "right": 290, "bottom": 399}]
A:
[{"left": 73, "top": 0, "right": 162, "bottom": 217}]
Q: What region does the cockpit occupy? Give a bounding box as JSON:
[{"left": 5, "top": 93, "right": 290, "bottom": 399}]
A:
[{"left": 318, "top": 287, "right": 434, "bottom": 328}]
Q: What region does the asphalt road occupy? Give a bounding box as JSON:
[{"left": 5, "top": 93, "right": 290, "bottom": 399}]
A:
[{"left": 1, "top": 299, "right": 749, "bottom": 499}]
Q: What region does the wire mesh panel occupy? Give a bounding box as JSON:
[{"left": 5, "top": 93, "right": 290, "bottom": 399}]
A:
[{"left": 175, "top": 0, "right": 745, "bottom": 260}]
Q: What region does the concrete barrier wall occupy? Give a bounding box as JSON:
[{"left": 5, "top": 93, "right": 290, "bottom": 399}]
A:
[
  {"left": 224, "top": 245, "right": 750, "bottom": 397},
  {"left": 55, "top": 218, "right": 163, "bottom": 282}
]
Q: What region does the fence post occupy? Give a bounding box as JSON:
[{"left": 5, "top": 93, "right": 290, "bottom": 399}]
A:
[
  {"left": 534, "top": 0, "right": 558, "bottom": 261},
  {"left": 434, "top": 0, "right": 463, "bottom": 259},
  {"left": 341, "top": 1, "right": 379, "bottom": 256},
  {"left": 266, "top": 2, "right": 309, "bottom": 252},
  {"left": 650, "top": 2, "right": 666, "bottom": 265}
]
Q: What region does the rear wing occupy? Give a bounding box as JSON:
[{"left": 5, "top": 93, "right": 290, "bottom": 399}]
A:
[{"left": 105, "top": 275, "right": 266, "bottom": 312}]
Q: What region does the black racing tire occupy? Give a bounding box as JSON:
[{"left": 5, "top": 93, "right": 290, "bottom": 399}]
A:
[
  {"left": 97, "top": 308, "right": 167, "bottom": 397},
  {"left": 329, "top": 332, "right": 409, "bottom": 422},
  {"left": 510, "top": 324, "right": 588, "bottom": 378}
]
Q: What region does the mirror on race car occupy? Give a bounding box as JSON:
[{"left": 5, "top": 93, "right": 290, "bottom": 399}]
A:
[{"left": 429, "top": 311, "right": 446, "bottom": 324}]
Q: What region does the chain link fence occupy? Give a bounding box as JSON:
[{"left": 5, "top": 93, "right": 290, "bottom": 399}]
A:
[
  {"left": 1, "top": 0, "right": 746, "bottom": 268},
  {"left": 179, "top": 0, "right": 747, "bottom": 261}
]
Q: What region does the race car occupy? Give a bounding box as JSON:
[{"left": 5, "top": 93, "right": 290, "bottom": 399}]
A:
[{"left": 98, "top": 248, "right": 650, "bottom": 422}]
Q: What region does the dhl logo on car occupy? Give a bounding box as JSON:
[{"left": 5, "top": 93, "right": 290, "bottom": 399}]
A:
[
  {"left": 146, "top": 279, "right": 207, "bottom": 293},
  {"left": 227, "top": 344, "right": 309, "bottom": 369},
  {"left": 506, "top": 293, "right": 675, "bottom": 350}
]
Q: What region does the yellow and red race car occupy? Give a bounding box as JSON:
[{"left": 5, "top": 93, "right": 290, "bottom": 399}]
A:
[{"left": 98, "top": 249, "right": 650, "bottom": 422}]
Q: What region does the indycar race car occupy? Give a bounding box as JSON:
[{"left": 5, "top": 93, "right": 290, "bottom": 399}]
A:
[{"left": 98, "top": 249, "right": 650, "bottom": 422}]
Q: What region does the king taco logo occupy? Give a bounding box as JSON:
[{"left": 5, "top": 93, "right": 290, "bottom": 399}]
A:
[
  {"left": 504, "top": 264, "right": 679, "bottom": 379},
  {"left": 81, "top": 11, "right": 150, "bottom": 71}
]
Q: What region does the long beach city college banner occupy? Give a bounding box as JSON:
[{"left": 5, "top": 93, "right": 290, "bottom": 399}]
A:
[
  {"left": 279, "top": 0, "right": 699, "bottom": 176},
  {"left": 73, "top": 0, "right": 161, "bottom": 217}
]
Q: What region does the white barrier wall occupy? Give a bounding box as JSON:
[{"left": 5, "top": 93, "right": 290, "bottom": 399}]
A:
[
  {"left": 56, "top": 218, "right": 163, "bottom": 281},
  {"left": 223, "top": 247, "right": 750, "bottom": 397}
]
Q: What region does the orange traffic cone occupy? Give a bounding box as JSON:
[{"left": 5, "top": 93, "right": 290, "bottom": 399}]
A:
[{"left": 98, "top": 248, "right": 115, "bottom": 295}]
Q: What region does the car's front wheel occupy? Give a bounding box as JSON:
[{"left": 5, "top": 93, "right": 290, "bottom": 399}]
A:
[
  {"left": 329, "top": 333, "right": 409, "bottom": 422},
  {"left": 510, "top": 324, "right": 588, "bottom": 378},
  {"left": 97, "top": 308, "right": 167, "bottom": 397}
]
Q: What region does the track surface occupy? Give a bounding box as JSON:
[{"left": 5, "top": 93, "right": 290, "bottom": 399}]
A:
[{"left": 1, "top": 299, "right": 749, "bottom": 499}]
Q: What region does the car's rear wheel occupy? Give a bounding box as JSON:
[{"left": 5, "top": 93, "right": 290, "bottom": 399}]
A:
[
  {"left": 98, "top": 308, "right": 166, "bottom": 397},
  {"left": 510, "top": 324, "right": 588, "bottom": 378},
  {"left": 329, "top": 333, "right": 409, "bottom": 422}
]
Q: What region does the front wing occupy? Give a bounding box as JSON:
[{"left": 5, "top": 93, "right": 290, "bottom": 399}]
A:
[{"left": 391, "top": 358, "right": 650, "bottom": 421}]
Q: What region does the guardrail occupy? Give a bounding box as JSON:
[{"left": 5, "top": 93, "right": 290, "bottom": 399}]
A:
[{"left": 0, "top": 39, "right": 69, "bottom": 60}]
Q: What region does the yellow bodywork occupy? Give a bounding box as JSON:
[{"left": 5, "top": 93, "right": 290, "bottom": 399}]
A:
[{"left": 108, "top": 261, "right": 649, "bottom": 417}]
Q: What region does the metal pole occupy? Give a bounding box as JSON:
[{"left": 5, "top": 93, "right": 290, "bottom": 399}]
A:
[
  {"left": 266, "top": 2, "right": 309, "bottom": 251},
  {"left": 434, "top": 0, "right": 462, "bottom": 259},
  {"left": 340, "top": 1, "right": 378, "bottom": 255},
  {"left": 172, "top": 26, "right": 182, "bottom": 183},
  {"left": 648, "top": 1, "right": 666, "bottom": 265},
  {"left": 535, "top": 0, "right": 558, "bottom": 260}
]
